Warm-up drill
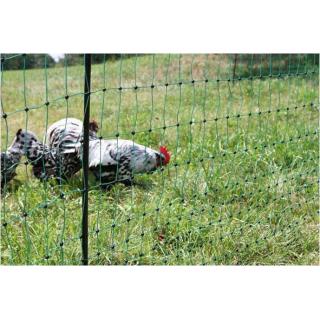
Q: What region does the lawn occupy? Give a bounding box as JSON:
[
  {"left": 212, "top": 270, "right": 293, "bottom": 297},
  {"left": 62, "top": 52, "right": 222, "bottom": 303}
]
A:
[{"left": 1, "top": 54, "right": 319, "bottom": 265}]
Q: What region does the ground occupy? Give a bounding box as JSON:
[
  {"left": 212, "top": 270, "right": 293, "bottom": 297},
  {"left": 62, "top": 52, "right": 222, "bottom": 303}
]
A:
[{"left": 1, "top": 54, "right": 319, "bottom": 265}]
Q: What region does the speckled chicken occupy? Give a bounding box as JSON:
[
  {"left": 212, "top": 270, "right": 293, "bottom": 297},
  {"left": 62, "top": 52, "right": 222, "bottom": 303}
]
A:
[
  {"left": 46, "top": 117, "right": 99, "bottom": 179},
  {"left": 9, "top": 129, "right": 58, "bottom": 180},
  {"left": 46, "top": 117, "right": 170, "bottom": 186},
  {"left": 46, "top": 117, "right": 98, "bottom": 154},
  {"left": 1, "top": 142, "right": 22, "bottom": 190},
  {"left": 65, "top": 136, "right": 171, "bottom": 187}
]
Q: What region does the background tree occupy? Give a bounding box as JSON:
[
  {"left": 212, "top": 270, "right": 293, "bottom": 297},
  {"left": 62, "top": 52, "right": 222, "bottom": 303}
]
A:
[{"left": 1, "top": 54, "right": 55, "bottom": 70}]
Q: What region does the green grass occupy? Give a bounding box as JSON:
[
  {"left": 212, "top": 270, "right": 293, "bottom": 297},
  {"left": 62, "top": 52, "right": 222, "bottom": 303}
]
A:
[{"left": 1, "top": 54, "right": 319, "bottom": 265}]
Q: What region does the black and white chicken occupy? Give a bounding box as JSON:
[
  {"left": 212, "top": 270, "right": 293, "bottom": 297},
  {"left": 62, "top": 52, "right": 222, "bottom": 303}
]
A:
[
  {"left": 1, "top": 141, "right": 22, "bottom": 190},
  {"left": 10, "top": 127, "right": 85, "bottom": 181},
  {"left": 90, "top": 139, "right": 171, "bottom": 185},
  {"left": 9, "top": 129, "right": 59, "bottom": 180},
  {"left": 46, "top": 117, "right": 98, "bottom": 153},
  {"left": 66, "top": 136, "right": 171, "bottom": 187},
  {"left": 47, "top": 117, "right": 171, "bottom": 187},
  {"left": 46, "top": 117, "right": 99, "bottom": 179}
]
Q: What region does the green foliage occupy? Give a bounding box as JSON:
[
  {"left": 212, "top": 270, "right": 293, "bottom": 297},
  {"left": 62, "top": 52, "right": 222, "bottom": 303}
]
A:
[
  {"left": 0, "top": 54, "right": 137, "bottom": 70},
  {"left": 56, "top": 54, "right": 137, "bottom": 66},
  {"left": 1, "top": 54, "right": 55, "bottom": 70},
  {"left": 232, "top": 54, "right": 319, "bottom": 79}
]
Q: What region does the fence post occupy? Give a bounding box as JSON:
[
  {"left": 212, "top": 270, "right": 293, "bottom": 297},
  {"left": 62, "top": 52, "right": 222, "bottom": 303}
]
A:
[
  {"left": 232, "top": 54, "right": 238, "bottom": 83},
  {"left": 82, "top": 54, "right": 91, "bottom": 265}
]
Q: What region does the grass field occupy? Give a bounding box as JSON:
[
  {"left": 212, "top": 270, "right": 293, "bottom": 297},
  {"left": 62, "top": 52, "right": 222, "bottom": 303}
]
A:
[{"left": 1, "top": 54, "right": 319, "bottom": 265}]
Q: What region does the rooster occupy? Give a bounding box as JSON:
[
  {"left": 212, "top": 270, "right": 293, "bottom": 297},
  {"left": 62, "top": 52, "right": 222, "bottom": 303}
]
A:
[{"left": 65, "top": 136, "right": 171, "bottom": 187}]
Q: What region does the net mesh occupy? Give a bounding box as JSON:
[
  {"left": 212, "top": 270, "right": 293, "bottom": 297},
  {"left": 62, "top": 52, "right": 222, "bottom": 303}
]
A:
[{"left": 1, "top": 54, "right": 319, "bottom": 265}]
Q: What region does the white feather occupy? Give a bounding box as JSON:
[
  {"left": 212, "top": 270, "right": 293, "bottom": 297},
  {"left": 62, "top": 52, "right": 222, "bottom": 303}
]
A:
[{"left": 88, "top": 140, "right": 118, "bottom": 167}]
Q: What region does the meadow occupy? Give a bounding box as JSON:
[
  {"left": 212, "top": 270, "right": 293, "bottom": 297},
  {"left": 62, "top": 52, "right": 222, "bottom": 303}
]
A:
[{"left": 1, "top": 54, "right": 319, "bottom": 265}]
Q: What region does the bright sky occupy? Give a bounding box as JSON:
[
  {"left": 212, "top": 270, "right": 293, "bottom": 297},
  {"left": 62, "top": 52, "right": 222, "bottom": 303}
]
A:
[{"left": 49, "top": 53, "right": 65, "bottom": 62}]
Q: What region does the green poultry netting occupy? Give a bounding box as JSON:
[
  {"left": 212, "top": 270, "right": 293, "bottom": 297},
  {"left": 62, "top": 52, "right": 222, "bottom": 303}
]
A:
[{"left": 0, "top": 54, "right": 319, "bottom": 265}]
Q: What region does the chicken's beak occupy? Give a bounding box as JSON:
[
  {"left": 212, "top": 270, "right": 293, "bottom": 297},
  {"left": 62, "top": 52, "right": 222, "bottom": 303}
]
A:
[{"left": 156, "top": 153, "right": 166, "bottom": 167}]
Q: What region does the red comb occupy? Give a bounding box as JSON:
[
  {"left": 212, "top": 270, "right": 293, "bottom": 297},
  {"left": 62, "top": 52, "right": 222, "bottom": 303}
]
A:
[{"left": 159, "top": 146, "right": 171, "bottom": 165}]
